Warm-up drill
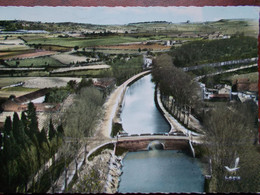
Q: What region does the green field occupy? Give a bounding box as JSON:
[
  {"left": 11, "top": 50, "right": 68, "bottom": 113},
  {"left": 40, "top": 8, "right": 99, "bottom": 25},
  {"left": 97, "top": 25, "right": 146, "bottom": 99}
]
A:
[
  {"left": 0, "top": 77, "right": 31, "bottom": 88},
  {"left": 22, "top": 36, "right": 152, "bottom": 48},
  {"left": 0, "top": 86, "right": 38, "bottom": 92},
  {"left": 6, "top": 56, "right": 66, "bottom": 67},
  {"left": 0, "top": 49, "right": 35, "bottom": 59}
]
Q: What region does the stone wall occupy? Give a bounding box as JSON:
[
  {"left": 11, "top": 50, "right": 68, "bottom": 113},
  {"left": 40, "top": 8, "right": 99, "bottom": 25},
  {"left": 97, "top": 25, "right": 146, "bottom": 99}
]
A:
[{"left": 116, "top": 139, "right": 189, "bottom": 152}]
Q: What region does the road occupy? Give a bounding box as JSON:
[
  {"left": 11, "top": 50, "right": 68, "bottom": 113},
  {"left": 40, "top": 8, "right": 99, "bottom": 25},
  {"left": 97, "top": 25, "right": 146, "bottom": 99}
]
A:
[{"left": 194, "top": 64, "right": 258, "bottom": 81}]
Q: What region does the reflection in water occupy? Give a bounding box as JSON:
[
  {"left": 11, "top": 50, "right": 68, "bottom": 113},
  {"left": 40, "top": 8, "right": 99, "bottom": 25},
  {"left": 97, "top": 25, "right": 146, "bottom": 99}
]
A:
[
  {"left": 118, "top": 150, "right": 204, "bottom": 193},
  {"left": 121, "top": 74, "right": 170, "bottom": 134}
]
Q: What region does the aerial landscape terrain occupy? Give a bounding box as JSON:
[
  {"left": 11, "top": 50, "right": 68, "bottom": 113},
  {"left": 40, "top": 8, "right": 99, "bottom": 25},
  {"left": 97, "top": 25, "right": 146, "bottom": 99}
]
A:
[{"left": 0, "top": 6, "right": 259, "bottom": 193}]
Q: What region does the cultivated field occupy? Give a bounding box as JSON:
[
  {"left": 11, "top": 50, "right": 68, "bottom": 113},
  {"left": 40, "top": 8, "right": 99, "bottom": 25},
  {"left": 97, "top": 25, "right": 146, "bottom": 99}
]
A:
[
  {"left": 0, "top": 87, "right": 38, "bottom": 98},
  {"left": 0, "top": 44, "right": 30, "bottom": 51},
  {"left": 22, "top": 36, "right": 152, "bottom": 48},
  {"left": 51, "top": 53, "right": 89, "bottom": 64},
  {"left": 6, "top": 56, "right": 65, "bottom": 67},
  {"left": 2, "top": 50, "right": 58, "bottom": 60},
  {"left": 0, "top": 77, "right": 32, "bottom": 88},
  {"left": 23, "top": 77, "right": 82, "bottom": 88}
]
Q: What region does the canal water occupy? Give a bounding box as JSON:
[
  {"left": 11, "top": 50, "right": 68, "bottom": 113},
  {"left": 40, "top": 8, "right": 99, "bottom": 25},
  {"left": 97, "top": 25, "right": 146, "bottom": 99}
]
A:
[
  {"left": 118, "top": 74, "right": 205, "bottom": 193},
  {"left": 121, "top": 74, "right": 170, "bottom": 134}
]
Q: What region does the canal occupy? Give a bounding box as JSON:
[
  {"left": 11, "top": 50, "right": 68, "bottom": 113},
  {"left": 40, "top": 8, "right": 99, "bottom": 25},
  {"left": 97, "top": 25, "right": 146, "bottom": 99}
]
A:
[{"left": 118, "top": 74, "right": 205, "bottom": 193}]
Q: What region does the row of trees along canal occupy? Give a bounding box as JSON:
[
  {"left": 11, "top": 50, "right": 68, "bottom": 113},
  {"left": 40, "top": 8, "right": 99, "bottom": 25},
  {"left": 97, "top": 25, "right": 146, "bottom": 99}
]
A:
[
  {"left": 0, "top": 78, "right": 106, "bottom": 193},
  {"left": 152, "top": 54, "right": 260, "bottom": 193},
  {"left": 152, "top": 54, "right": 200, "bottom": 129}
]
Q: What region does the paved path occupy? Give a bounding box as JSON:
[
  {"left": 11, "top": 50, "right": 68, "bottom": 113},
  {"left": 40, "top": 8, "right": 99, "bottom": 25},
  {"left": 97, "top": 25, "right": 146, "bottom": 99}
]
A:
[
  {"left": 183, "top": 57, "right": 257, "bottom": 71},
  {"left": 194, "top": 64, "right": 258, "bottom": 81},
  {"left": 51, "top": 65, "right": 111, "bottom": 73}
]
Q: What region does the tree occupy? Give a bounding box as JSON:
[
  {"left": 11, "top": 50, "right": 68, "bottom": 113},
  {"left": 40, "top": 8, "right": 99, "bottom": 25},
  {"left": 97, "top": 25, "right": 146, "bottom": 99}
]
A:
[
  {"left": 57, "top": 124, "right": 64, "bottom": 136},
  {"left": 27, "top": 102, "right": 39, "bottom": 136},
  {"left": 203, "top": 103, "right": 259, "bottom": 192},
  {"left": 63, "top": 87, "right": 104, "bottom": 138},
  {"left": 48, "top": 119, "right": 56, "bottom": 141},
  {"left": 138, "top": 48, "right": 141, "bottom": 53},
  {"left": 4, "top": 116, "right": 12, "bottom": 136},
  {"left": 152, "top": 54, "right": 200, "bottom": 114},
  {"left": 77, "top": 78, "right": 93, "bottom": 92},
  {"left": 74, "top": 46, "right": 79, "bottom": 51},
  {"left": 15, "top": 61, "right": 20, "bottom": 67},
  {"left": 38, "top": 128, "right": 48, "bottom": 145},
  {"left": 12, "top": 112, "right": 24, "bottom": 146}
]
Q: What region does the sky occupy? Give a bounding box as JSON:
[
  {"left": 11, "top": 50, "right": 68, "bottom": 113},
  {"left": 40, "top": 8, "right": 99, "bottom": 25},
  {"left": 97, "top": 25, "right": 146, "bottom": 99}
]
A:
[{"left": 0, "top": 6, "right": 259, "bottom": 25}]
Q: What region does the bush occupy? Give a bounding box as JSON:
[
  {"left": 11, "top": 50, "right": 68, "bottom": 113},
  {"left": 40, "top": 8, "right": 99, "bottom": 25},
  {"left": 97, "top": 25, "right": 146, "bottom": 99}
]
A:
[
  {"left": 45, "top": 88, "right": 69, "bottom": 103},
  {"left": 110, "top": 122, "right": 123, "bottom": 137}
]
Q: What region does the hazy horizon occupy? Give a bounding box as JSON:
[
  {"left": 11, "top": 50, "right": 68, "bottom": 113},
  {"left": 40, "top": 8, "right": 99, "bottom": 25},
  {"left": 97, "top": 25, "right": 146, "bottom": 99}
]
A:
[
  {"left": 0, "top": 6, "right": 258, "bottom": 25},
  {"left": 0, "top": 18, "right": 258, "bottom": 26}
]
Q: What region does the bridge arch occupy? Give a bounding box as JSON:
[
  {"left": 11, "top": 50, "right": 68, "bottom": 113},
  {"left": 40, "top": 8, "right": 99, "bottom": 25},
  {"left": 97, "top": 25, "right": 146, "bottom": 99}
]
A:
[{"left": 147, "top": 140, "right": 165, "bottom": 150}]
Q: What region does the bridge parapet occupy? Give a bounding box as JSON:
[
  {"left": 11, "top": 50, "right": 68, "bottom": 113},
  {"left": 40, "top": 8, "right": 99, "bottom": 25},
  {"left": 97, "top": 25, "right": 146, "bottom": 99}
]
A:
[{"left": 116, "top": 137, "right": 190, "bottom": 152}]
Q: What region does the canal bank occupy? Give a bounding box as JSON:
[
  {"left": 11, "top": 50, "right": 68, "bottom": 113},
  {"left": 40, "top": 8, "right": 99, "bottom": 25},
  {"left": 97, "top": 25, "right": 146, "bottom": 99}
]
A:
[
  {"left": 117, "top": 74, "right": 205, "bottom": 193},
  {"left": 98, "top": 70, "right": 151, "bottom": 138}
]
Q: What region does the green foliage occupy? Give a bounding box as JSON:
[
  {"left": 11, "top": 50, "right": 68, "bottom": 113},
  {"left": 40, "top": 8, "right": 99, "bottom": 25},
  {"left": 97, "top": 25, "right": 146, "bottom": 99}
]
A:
[
  {"left": 74, "top": 46, "right": 79, "bottom": 51},
  {"left": 27, "top": 102, "right": 39, "bottom": 134},
  {"left": 48, "top": 119, "right": 56, "bottom": 141},
  {"left": 170, "top": 36, "right": 257, "bottom": 67},
  {"left": 111, "top": 56, "right": 143, "bottom": 85},
  {"left": 63, "top": 87, "right": 105, "bottom": 138},
  {"left": 4, "top": 116, "right": 12, "bottom": 135},
  {"left": 77, "top": 78, "right": 93, "bottom": 92},
  {"left": 204, "top": 102, "right": 259, "bottom": 192},
  {"left": 57, "top": 124, "right": 64, "bottom": 136},
  {"left": 0, "top": 103, "right": 64, "bottom": 192},
  {"left": 152, "top": 54, "right": 200, "bottom": 107},
  {"left": 32, "top": 157, "right": 65, "bottom": 193},
  {"left": 45, "top": 88, "right": 70, "bottom": 103},
  {"left": 66, "top": 80, "right": 77, "bottom": 92},
  {"left": 111, "top": 122, "right": 123, "bottom": 137}
]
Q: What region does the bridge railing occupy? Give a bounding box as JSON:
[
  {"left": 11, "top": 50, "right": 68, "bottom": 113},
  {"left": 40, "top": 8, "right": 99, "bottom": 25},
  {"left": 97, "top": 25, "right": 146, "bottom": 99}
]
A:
[{"left": 117, "top": 132, "right": 188, "bottom": 138}]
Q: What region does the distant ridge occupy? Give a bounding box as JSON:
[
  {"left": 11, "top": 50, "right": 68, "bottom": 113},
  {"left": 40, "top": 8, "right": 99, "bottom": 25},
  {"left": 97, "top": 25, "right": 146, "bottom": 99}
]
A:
[{"left": 128, "top": 21, "right": 172, "bottom": 25}]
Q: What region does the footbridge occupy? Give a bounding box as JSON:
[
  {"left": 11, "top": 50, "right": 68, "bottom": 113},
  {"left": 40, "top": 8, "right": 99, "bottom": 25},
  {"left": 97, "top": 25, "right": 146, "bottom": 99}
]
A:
[
  {"left": 80, "top": 132, "right": 203, "bottom": 154},
  {"left": 115, "top": 132, "right": 203, "bottom": 152}
]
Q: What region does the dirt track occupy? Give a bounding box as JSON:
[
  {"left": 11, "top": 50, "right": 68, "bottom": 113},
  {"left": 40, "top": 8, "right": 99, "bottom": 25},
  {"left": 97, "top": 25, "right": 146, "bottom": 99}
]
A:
[{"left": 96, "top": 43, "right": 171, "bottom": 50}]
